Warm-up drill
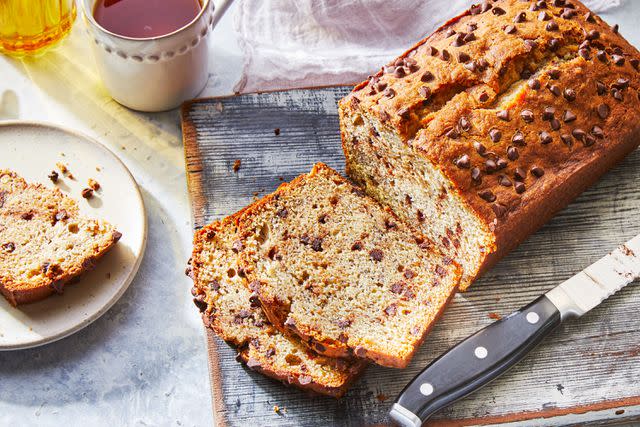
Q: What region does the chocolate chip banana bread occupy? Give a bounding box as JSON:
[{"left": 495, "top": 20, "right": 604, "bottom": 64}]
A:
[
  {"left": 237, "top": 163, "right": 461, "bottom": 368},
  {"left": 339, "top": 0, "right": 640, "bottom": 290},
  {"left": 189, "top": 213, "right": 365, "bottom": 397},
  {"left": 0, "top": 170, "right": 121, "bottom": 306}
]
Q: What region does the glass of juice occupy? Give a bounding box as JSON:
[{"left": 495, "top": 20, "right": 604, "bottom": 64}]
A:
[{"left": 0, "top": 0, "right": 77, "bottom": 56}]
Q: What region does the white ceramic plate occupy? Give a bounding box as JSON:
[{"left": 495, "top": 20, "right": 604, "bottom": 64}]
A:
[{"left": 0, "top": 121, "right": 146, "bottom": 350}]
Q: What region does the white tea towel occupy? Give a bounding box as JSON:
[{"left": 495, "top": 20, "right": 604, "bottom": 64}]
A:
[{"left": 233, "top": 0, "right": 622, "bottom": 93}]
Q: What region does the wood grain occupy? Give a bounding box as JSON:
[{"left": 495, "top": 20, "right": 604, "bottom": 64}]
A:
[{"left": 181, "top": 87, "right": 640, "bottom": 426}]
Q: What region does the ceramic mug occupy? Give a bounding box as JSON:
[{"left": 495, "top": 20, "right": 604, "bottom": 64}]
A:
[{"left": 81, "top": 0, "right": 233, "bottom": 112}]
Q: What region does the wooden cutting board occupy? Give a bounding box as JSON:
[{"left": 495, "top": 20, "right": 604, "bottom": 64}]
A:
[{"left": 181, "top": 87, "right": 640, "bottom": 427}]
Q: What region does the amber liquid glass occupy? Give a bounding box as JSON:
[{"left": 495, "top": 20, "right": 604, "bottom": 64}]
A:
[{"left": 0, "top": 0, "right": 77, "bottom": 56}]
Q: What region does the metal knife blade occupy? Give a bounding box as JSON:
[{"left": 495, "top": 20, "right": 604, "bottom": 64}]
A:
[{"left": 546, "top": 234, "right": 640, "bottom": 320}]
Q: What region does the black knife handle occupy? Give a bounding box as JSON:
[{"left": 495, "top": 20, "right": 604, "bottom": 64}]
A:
[{"left": 390, "top": 295, "right": 561, "bottom": 427}]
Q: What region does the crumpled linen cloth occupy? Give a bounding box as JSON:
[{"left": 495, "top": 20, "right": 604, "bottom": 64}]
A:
[{"left": 233, "top": 0, "right": 622, "bottom": 93}]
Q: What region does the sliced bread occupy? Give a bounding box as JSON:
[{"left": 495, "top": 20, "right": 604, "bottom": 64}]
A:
[
  {"left": 189, "top": 213, "right": 365, "bottom": 397},
  {"left": 237, "top": 163, "right": 461, "bottom": 368},
  {"left": 0, "top": 170, "right": 121, "bottom": 306}
]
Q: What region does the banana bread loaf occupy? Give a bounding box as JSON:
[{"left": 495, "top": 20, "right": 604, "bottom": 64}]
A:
[
  {"left": 339, "top": 0, "right": 640, "bottom": 290},
  {"left": 237, "top": 163, "right": 461, "bottom": 368},
  {"left": 0, "top": 170, "right": 121, "bottom": 306},
  {"left": 189, "top": 213, "right": 366, "bottom": 397}
]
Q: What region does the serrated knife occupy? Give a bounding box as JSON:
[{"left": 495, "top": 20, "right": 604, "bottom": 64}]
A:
[{"left": 390, "top": 234, "right": 640, "bottom": 427}]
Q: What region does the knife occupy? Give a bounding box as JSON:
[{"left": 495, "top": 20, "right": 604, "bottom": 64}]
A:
[{"left": 389, "top": 234, "right": 640, "bottom": 427}]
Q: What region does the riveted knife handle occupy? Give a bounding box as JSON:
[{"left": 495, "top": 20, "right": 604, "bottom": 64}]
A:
[{"left": 390, "top": 296, "right": 561, "bottom": 427}]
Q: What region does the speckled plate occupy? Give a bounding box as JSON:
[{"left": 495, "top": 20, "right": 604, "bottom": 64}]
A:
[{"left": 0, "top": 121, "right": 147, "bottom": 350}]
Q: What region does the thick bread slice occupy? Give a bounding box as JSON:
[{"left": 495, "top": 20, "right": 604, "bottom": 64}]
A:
[
  {"left": 238, "top": 163, "right": 461, "bottom": 368},
  {"left": 189, "top": 213, "right": 365, "bottom": 397},
  {"left": 0, "top": 170, "right": 121, "bottom": 306}
]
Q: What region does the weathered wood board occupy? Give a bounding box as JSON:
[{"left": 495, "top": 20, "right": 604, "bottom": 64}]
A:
[{"left": 181, "top": 87, "right": 640, "bottom": 427}]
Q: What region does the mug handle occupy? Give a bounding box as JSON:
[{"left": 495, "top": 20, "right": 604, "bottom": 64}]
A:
[{"left": 211, "top": 0, "right": 234, "bottom": 29}]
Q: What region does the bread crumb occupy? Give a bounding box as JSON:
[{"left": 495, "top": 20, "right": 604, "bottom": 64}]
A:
[
  {"left": 488, "top": 312, "right": 502, "bottom": 320},
  {"left": 96, "top": 166, "right": 102, "bottom": 172},
  {"left": 81, "top": 188, "right": 94, "bottom": 199},
  {"left": 274, "top": 128, "right": 280, "bottom": 136},
  {"left": 88, "top": 178, "right": 101, "bottom": 191},
  {"left": 233, "top": 159, "right": 241, "bottom": 173},
  {"left": 48, "top": 171, "right": 59, "bottom": 183},
  {"left": 273, "top": 405, "right": 281, "bottom": 415},
  {"left": 376, "top": 393, "right": 388, "bottom": 402},
  {"left": 278, "top": 176, "right": 284, "bottom": 181},
  {"left": 56, "top": 162, "right": 68, "bottom": 174},
  {"left": 215, "top": 102, "right": 223, "bottom": 112}
]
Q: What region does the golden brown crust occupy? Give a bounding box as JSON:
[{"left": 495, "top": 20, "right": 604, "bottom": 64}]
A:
[{"left": 340, "top": 0, "right": 640, "bottom": 288}]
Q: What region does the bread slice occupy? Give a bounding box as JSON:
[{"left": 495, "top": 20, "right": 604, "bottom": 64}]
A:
[
  {"left": 0, "top": 170, "right": 121, "bottom": 306},
  {"left": 237, "top": 163, "right": 461, "bottom": 368},
  {"left": 189, "top": 213, "right": 365, "bottom": 397}
]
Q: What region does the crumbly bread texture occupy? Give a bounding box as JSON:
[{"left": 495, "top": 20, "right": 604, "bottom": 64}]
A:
[
  {"left": 190, "top": 213, "right": 365, "bottom": 397},
  {"left": 237, "top": 163, "right": 461, "bottom": 368},
  {"left": 339, "top": 0, "right": 640, "bottom": 290},
  {"left": 0, "top": 170, "right": 121, "bottom": 306}
]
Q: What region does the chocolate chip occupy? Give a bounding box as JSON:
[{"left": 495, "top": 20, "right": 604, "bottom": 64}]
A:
[
  {"left": 587, "top": 30, "right": 600, "bottom": 40},
  {"left": 249, "top": 292, "right": 261, "bottom": 308},
  {"left": 464, "top": 61, "right": 477, "bottom": 72},
  {"left": 397, "top": 107, "right": 411, "bottom": 119},
  {"left": 584, "top": 135, "right": 596, "bottom": 147},
  {"left": 591, "top": 125, "right": 604, "bottom": 138},
  {"left": 521, "top": 110, "right": 534, "bottom": 122},
  {"left": 553, "top": 0, "right": 565, "bottom": 6},
  {"left": 391, "top": 282, "right": 405, "bottom": 294},
  {"left": 393, "top": 66, "right": 406, "bottom": 78},
  {"left": 542, "top": 106, "right": 555, "bottom": 120},
  {"left": 539, "top": 131, "right": 553, "bottom": 144},
  {"left": 479, "top": 189, "right": 496, "bottom": 202},
  {"left": 337, "top": 318, "right": 351, "bottom": 329},
  {"left": 546, "top": 21, "right": 559, "bottom": 31},
  {"left": 504, "top": 25, "right": 517, "bottom": 34},
  {"left": 612, "top": 55, "right": 625, "bottom": 66},
  {"left": 427, "top": 46, "right": 438, "bottom": 56},
  {"left": 612, "top": 23, "right": 619, "bottom": 34},
  {"left": 193, "top": 295, "right": 207, "bottom": 312},
  {"left": 404, "top": 268, "right": 416, "bottom": 279},
  {"left": 515, "top": 167, "right": 527, "bottom": 181},
  {"left": 458, "top": 51, "right": 471, "bottom": 63},
  {"left": 512, "top": 131, "right": 526, "bottom": 145},
  {"left": 561, "top": 9, "right": 575, "bottom": 19},
  {"left": 440, "top": 49, "right": 450, "bottom": 61},
  {"left": 497, "top": 110, "right": 509, "bottom": 121},
  {"left": 310, "top": 237, "right": 323, "bottom": 252},
  {"left": 531, "top": 166, "right": 545, "bottom": 177},
  {"left": 563, "top": 88, "right": 576, "bottom": 101},
  {"left": 584, "top": 11, "right": 595, "bottom": 23},
  {"left": 421, "top": 71, "right": 434, "bottom": 82},
  {"left": 48, "top": 171, "right": 59, "bottom": 183},
  {"left": 499, "top": 175, "right": 512, "bottom": 187},
  {"left": 496, "top": 158, "right": 507, "bottom": 170},
  {"left": 379, "top": 109, "right": 390, "bottom": 122},
  {"left": 572, "top": 128, "right": 586, "bottom": 141},
  {"left": 507, "top": 146, "right": 519, "bottom": 161},
  {"left": 548, "top": 69, "right": 560, "bottom": 80},
  {"left": 538, "top": 11, "right": 551, "bottom": 21},
  {"left": 232, "top": 240, "right": 244, "bottom": 253},
  {"left": 351, "top": 241, "right": 362, "bottom": 251},
  {"left": 445, "top": 28, "right": 456, "bottom": 37},
  {"left": 479, "top": 92, "right": 489, "bottom": 102},
  {"left": 21, "top": 212, "right": 33, "bottom": 220},
  {"left": 276, "top": 208, "right": 288, "bottom": 218},
  {"left": 452, "top": 33, "right": 466, "bottom": 47},
  {"left": 2, "top": 242, "right": 15, "bottom": 253},
  {"left": 597, "top": 103, "right": 610, "bottom": 119},
  {"left": 492, "top": 7, "right": 506, "bottom": 15},
  {"left": 383, "top": 88, "right": 396, "bottom": 98},
  {"left": 528, "top": 79, "right": 541, "bottom": 90},
  {"left": 563, "top": 110, "right": 576, "bottom": 123},
  {"left": 354, "top": 346, "right": 366, "bottom": 357},
  {"left": 474, "top": 141, "right": 487, "bottom": 156},
  {"left": 612, "top": 88, "right": 624, "bottom": 102},
  {"left": 489, "top": 128, "right": 502, "bottom": 143},
  {"left": 579, "top": 48, "right": 591, "bottom": 60},
  {"left": 459, "top": 116, "right": 471, "bottom": 132},
  {"left": 561, "top": 134, "right": 573, "bottom": 146},
  {"left": 613, "top": 78, "right": 630, "bottom": 90},
  {"left": 384, "top": 304, "right": 397, "bottom": 316},
  {"left": 547, "top": 84, "right": 561, "bottom": 96},
  {"left": 514, "top": 12, "right": 527, "bottom": 23},
  {"left": 471, "top": 167, "right": 482, "bottom": 181},
  {"left": 485, "top": 159, "right": 497, "bottom": 173},
  {"left": 418, "top": 86, "right": 432, "bottom": 99},
  {"left": 491, "top": 203, "right": 508, "bottom": 218},
  {"left": 631, "top": 58, "right": 639, "bottom": 70},
  {"left": 369, "top": 249, "right": 383, "bottom": 261},
  {"left": 514, "top": 181, "right": 526, "bottom": 194},
  {"left": 445, "top": 127, "right": 460, "bottom": 139},
  {"left": 435, "top": 265, "right": 447, "bottom": 277},
  {"left": 596, "top": 81, "right": 607, "bottom": 95},
  {"left": 81, "top": 188, "right": 93, "bottom": 199},
  {"left": 455, "top": 154, "right": 471, "bottom": 169}
]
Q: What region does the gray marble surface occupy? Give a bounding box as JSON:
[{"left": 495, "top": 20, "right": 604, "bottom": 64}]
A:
[{"left": 1, "top": 1, "right": 639, "bottom": 426}]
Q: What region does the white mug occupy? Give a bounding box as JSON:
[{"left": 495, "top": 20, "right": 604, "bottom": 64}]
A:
[{"left": 81, "top": 0, "right": 233, "bottom": 112}]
